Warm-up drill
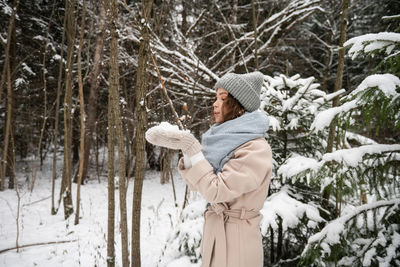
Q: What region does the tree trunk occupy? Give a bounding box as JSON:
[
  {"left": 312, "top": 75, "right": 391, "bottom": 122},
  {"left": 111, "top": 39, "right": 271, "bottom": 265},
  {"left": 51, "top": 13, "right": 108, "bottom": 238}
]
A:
[
  {"left": 270, "top": 225, "right": 274, "bottom": 264},
  {"left": 276, "top": 114, "right": 288, "bottom": 262},
  {"left": 231, "top": 0, "right": 238, "bottom": 66},
  {"left": 106, "top": 116, "right": 116, "bottom": 267},
  {"left": 5, "top": 14, "right": 17, "bottom": 190},
  {"left": 61, "top": 0, "right": 76, "bottom": 220},
  {"left": 10, "top": 133, "right": 20, "bottom": 252},
  {"left": 76, "top": 0, "right": 107, "bottom": 184},
  {"left": 107, "top": 0, "right": 129, "bottom": 266},
  {"left": 181, "top": 0, "right": 187, "bottom": 34},
  {"left": 0, "top": 0, "right": 19, "bottom": 109},
  {"left": 72, "top": 110, "right": 80, "bottom": 167},
  {"left": 160, "top": 148, "right": 177, "bottom": 206},
  {"left": 74, "top": 0, "right": 86, "bottom": 225},
  {"left": 251, "top": 0, "right": 259, "bottom": 70},
  {"left": 322, "top": 29, "right": 333, "bottom": 92},
  {"left": 322, "top": 0, "right": 350, "bottom": 217},
  {"left": 277, "top": 216, "right": 283, "bottom": 259},
  {"left": 160, "top": 148, "right": 172, "bottom": 184},
  {"left": 131, "top": 0, "right": 152, "bottom": 266},
  {"left": 0, "top": 0, "right": 19, "bottom": 191},
  {"left": 52, "top": 2, "right": 67, "bottom": 215},
  {"left": 107, "top": 29, "right": 116, "bottom": 266},
  {"left": 5, "top": 47, "right": 15, "bottom": 190}
]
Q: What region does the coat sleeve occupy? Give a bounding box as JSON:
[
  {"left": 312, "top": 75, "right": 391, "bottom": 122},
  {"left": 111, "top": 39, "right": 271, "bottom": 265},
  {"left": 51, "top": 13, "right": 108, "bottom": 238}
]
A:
[{"left": 178, "top": 138, "right": 272, "bottom": 203}]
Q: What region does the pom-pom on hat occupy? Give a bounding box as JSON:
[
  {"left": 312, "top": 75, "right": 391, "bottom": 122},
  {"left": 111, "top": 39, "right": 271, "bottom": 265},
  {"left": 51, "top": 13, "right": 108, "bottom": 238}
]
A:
[{"left": 214, "top": 71, "right": 264, "bottom": 112}]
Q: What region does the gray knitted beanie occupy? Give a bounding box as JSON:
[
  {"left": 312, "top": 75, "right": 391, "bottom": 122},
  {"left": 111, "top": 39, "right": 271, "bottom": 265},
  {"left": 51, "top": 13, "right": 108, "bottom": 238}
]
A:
[{"left": 214, "top": 71, "right": 264, "bottom": 112}]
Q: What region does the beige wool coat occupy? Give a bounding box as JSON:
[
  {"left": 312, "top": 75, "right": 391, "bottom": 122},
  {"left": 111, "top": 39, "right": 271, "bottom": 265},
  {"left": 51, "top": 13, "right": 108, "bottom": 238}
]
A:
[{"left": 178, "top": 137, "right": 273, "bottom": 267}]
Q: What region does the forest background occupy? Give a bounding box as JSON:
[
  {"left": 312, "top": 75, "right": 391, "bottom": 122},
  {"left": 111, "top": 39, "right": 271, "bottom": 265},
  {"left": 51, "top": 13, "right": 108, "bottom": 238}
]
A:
[{"left": 0, "top": 0, "right": 399, "bottom": 266}]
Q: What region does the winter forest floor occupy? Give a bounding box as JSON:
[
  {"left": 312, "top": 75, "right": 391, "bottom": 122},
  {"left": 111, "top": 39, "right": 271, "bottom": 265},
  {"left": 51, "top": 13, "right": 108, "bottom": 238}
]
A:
[{"left": 0, "top": 153, "right": 197, "bottom": 267}]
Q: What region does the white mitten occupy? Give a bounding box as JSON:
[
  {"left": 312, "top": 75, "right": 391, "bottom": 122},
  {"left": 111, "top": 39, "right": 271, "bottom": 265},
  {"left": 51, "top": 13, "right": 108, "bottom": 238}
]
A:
[{"left": 145, "top": 122, "right": 202, "bottom": 157}]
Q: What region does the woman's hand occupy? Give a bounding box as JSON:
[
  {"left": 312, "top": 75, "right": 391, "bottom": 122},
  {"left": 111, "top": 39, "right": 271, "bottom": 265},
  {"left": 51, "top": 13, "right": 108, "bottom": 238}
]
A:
[{"left": 145, "top": 122, "right": 202, "bottom": 157}]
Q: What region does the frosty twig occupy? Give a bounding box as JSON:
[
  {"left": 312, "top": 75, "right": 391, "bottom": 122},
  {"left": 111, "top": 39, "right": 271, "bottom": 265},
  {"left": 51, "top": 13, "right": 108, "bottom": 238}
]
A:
[{"left": 150, "top": 51, "right": 185, "bottom": 130}]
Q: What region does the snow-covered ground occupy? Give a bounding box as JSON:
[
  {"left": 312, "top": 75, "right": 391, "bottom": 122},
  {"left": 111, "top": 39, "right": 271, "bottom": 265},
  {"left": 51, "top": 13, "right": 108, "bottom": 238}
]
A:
[
  {"left": 1, "top": 147, "right": 398, "bottom": 266},
  {"left": 0, "top": 155, "right": 190, "bottom": 267}
]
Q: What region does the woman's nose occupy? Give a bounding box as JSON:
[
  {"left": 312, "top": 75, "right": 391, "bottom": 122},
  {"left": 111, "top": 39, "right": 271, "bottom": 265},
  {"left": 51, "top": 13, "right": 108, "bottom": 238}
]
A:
[{"left": 213, "top": 99, "right": 218, "bottom": 108}]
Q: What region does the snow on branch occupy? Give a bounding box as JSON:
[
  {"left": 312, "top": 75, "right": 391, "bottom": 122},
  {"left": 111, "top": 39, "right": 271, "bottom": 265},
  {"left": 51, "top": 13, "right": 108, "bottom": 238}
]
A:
[
  {"left": 235, "top": 6, "right": 323, "bottom": 72},
  {"left": 322, "top": 144, "right": 400, "bottom": 167},
  {"left": 382, "top": 14, "right": 400, "bottom": 20},
  {"left": 118, "top": 14, "right": 218, "bottom": 96},
  {"left": 210, "top": 0, "right": 322, "bottom": 70},
  {"left": 347, "top": 73, "right": 400, "bottom": 99},
  {"left": 267, "top": 116, "right": 282, "bottom": 132},
  {"left": 278, "top": 156, "right": 323, "bottom": 180},
  {"left": 302, "top": 198, "right": 400, "bottom": 255},
  {"left": 282, "top": 76, "right": 315, "bottom": 111},
  {"left": 311, "top": 73, "right": 400, "bottom": 132},
  {"left": 345, "top": 131, "right": 377, "bottom": 146},
  {"left": 257, "top": 0, "right": 323, "bottom": 41},
  {"left": 278, "top": 144, "right": 400, "bottom": 179},
  {"left": 159, "top": 199, "right": 206, "bottom": 265},
  {"left": 22, "top": 62, "right": 36, "bottom": 76},
  {"left": 0, "top": 33, "right": 6, "bottom": 47},
  {"left": 314, "top": 89, "right": 346, "bottom": 105},
  {"left": 152, "top": 43, "right": 218, "bottom": 82},
  {"left": 344, "top": 32, "right": 400, "bottom": 60},
  {"left": 0, "top": 1, "right": 14, "bottom": 16},
  {"left": 261, "top": 73, "right": 328, "bottom": 132},
  {"left": 260, "top": 186, "right": 325, "bottom": 235},
  {"left": 311, "top": 99, "right": 357, "bottom": 132}
]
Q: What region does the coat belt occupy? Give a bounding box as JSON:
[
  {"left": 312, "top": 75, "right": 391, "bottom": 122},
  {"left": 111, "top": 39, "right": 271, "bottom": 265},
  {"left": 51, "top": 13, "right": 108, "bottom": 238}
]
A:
[{"left": 201, "top": 203, "right": 260, "bottom": 267}]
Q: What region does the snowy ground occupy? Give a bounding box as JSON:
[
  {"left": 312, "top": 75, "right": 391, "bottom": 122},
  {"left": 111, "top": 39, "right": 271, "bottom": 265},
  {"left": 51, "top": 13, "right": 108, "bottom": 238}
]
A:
[{"left": 0, "top": 155, "right": 191, "bottom": 267}]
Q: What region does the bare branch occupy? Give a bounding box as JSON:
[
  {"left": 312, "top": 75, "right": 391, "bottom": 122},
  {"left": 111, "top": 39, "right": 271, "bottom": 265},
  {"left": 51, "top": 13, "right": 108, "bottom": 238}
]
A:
[
  {"left": 0, "top": 240, "right": 78, "bottom": 254},
  {"left": 185, "top": 9, "right": 207, "bottom": 37}
]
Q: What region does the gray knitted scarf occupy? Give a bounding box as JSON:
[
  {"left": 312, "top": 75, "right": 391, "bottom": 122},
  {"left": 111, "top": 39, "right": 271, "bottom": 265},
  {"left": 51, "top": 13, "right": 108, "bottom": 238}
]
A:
[{"left": 201, "top": 111, "right": 269, "bottom": 173}]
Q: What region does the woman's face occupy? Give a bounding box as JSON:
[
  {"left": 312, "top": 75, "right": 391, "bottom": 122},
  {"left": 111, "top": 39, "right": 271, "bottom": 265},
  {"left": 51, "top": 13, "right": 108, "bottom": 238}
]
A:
[{"left": 213, "top": 88, "right": 228, "bottom": 123}]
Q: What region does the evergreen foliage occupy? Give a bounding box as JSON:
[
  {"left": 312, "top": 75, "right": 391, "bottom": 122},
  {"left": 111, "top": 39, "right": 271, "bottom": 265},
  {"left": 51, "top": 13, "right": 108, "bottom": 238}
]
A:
[{"left": 298, "top": 18, "right": 400, "bottom": 266}]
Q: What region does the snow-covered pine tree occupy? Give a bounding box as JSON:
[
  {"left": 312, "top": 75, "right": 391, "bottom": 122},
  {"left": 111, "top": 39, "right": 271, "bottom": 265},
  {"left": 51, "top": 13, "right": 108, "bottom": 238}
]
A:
[
  {"left": 259, "top": 73, "right": 342, "bottom": 265},
  {"left": 158, "top": 199, "right": 206, "bottom": 266},
  {"left": 299, "top": 23, "right": 400, "bottom": 266}
]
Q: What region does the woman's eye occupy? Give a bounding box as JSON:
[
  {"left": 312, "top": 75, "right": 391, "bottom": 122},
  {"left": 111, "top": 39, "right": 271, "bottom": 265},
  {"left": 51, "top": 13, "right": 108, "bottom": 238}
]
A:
[{"left": 214, "top": 95, "right": 226, "bottom": 102}]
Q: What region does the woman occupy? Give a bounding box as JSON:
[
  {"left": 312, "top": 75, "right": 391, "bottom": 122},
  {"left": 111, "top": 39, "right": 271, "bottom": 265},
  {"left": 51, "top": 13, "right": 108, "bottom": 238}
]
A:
[{"left": 146, "top": 71, "right": 272, "bottom": 267}]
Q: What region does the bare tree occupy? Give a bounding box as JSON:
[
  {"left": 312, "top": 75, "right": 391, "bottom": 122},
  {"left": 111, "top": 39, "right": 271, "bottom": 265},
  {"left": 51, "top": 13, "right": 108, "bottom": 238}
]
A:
[
  {"left": 107, "top": 8, "right": 116, "bottom": 261},
  {"left": 131, "top": 0, "right": 152, "bottom": 266},
  {"left": 107, "top": 99, "right": 116, "bottom": 267},
  {"left": 181, "top": 0, "right": 187, "bottom": 35},
  {"left": 107, "top": 0, "right": 129, "bottom": 265},
  {"left": 0, "top": 0, "right": 18, "bottom": 109},
  {"left": 74, "top": 0, "right": 86, "bottom": 225},
  {"left": 106, "top": 113, "right": 116, "bottom": 267},
  {"left": 230, "top": 0, "right": 238, "bottom": 66},
  {"left": 251, "top": 0, "right": 259, "bottom": 70},
  {"left": 75, "top": 0, "right": 107, "bottom": 184},
  {"left": 51, "top": 2, "right": 67, "bottom": 215},
  {"left": 60, "top": 0, "right": 77, "bottom": 219},
  {"left": 0, "top": 0, "right": 19, "bottom": 191}
]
